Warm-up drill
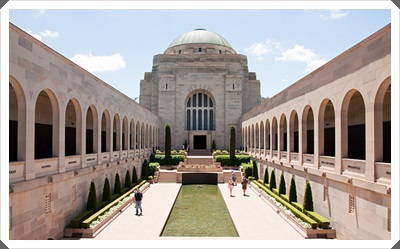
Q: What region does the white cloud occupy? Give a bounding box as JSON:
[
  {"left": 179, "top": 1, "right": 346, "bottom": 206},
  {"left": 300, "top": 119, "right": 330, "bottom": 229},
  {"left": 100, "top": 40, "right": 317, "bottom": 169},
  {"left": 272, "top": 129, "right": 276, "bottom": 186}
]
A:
[
  {"left": 70, "top": 53, "right": 126, "bottom": 73},
  {"left": 39, "top": 30, "right": 60, "bottom": 38},
  {"left": 24, "top": 29, "right": 42, "bottom": 41},
  {"left": 276, "top": 44, "right": 327, "bottom": 72},
  {"left": 33, "top": 9, "right": 46, "bottom": 18},
  {"left": 24, "top": 28, "right": 60, "bottom": 41},
  {"left": 320, "top": 9, "right": 349, "bottom": 20},
  {"left": 244, "top": 39, "right": 281, "bottom": 60}
]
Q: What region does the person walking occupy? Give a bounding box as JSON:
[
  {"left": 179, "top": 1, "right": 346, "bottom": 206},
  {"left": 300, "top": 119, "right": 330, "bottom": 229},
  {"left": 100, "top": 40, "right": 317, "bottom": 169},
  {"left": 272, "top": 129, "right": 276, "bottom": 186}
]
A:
[
  {"left": 231, "top": 171, "right": 237, "bottom": 185},
  {"left": 134, "top": 188, "right": 143, "bottom": 216},
  {"left": 241, "top": 176, "right": 249, "bottom": 196},
  {"left": 227, "top": 178, "right": 235, "bottom": 197}
]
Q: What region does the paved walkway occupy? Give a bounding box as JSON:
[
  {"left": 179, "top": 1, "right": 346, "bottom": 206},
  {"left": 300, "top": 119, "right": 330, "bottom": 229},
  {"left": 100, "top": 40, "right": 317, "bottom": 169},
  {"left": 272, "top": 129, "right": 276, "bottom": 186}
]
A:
[{"left": 86, "top": 182, "right": 304, "bottom": 241}]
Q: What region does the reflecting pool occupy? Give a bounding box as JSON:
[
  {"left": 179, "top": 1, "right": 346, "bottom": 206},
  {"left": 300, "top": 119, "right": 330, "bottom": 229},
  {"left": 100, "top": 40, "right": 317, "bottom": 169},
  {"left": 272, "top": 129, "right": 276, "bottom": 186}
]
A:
[{"left": 161, "top": 184, "right": 238, "bottom": 237}]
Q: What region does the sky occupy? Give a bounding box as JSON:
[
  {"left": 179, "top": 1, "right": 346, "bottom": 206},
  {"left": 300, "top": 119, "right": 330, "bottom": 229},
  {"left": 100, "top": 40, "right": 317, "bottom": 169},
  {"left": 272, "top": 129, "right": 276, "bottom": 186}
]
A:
[{"left": 9, "top": 7, "right": 391, "bottom": 101}]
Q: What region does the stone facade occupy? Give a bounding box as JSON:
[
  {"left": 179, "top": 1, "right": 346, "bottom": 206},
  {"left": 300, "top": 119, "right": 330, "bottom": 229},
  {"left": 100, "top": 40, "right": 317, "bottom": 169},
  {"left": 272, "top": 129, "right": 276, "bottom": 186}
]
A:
[
  {"left": 241, "top": 24, "right": 391, "bottom": 239},
  {"left": 140, "top": 29, "right": 261, "bottom": 151},
  {"left": 9, "top": 23, "right": 160, "bottom": 239},
  {"left": 8, "top": 22, "right": 392, "bottom": 241}
]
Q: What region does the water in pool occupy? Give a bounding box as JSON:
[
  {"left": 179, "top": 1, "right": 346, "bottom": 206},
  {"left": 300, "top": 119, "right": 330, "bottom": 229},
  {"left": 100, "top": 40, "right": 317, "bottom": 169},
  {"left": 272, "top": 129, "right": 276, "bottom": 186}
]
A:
[{"left": 161, "top": 184, "right": 238, "bottom": 237}]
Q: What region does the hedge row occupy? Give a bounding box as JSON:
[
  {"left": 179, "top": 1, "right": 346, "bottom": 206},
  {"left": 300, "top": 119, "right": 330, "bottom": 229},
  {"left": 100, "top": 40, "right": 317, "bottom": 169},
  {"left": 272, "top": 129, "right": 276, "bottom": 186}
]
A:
[
  {"left": 82, "top": 180, "right": 147, "bottom": 228},
  {"left": 254, "top": 179, "right": 330, "bottom": 229},
  {"left": 253, "top": 180, "right": 318, "bottom": 229},
  {"left": 306, "top": 211, "right": 331, "bottom": 229},
  {"left": 70, "top": 210, "right": 94, "bottom": 228},
  {"left": 150, "top": 154, "right": 184, "bottom": 165},
  {"left": 216, "top": 155, "right": 250, "bottom": 166}
]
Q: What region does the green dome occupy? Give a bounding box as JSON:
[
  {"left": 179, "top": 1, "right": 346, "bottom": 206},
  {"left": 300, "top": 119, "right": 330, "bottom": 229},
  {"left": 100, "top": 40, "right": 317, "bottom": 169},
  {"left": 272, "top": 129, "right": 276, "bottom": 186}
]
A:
[{"left": 168, "top": 28, "right": 233, "bottom": 49}]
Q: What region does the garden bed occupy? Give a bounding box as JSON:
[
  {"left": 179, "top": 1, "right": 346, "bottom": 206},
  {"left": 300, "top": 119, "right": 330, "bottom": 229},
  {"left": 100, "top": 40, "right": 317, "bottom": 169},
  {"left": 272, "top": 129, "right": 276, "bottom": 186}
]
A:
[
  {"left": 250, "top": 181, "right": 336, "bottom": 239},
  {"left": 64, "top": 181, "right": 150, "bottom": 238}
]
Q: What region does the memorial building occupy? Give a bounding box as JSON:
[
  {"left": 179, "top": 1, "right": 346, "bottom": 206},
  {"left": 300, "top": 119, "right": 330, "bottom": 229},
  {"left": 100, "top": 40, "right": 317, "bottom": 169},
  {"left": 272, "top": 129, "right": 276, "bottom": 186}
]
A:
[{"left": 8, "top": 23, "right": 391, "bottom": 240}]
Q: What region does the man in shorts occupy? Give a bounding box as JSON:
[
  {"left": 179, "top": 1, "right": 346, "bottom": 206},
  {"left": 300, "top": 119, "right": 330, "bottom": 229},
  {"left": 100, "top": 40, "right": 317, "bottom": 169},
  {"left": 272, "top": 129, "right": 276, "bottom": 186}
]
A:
[{"left": 241, "top": 176, "right": 249, "bottom": 196}]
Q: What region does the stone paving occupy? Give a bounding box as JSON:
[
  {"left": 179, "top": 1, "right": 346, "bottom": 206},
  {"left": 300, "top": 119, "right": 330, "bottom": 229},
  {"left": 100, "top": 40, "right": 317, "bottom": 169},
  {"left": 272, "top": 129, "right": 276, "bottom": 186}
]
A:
[{"left": 86, "top": 182, "right": 304, "bottom": 242}]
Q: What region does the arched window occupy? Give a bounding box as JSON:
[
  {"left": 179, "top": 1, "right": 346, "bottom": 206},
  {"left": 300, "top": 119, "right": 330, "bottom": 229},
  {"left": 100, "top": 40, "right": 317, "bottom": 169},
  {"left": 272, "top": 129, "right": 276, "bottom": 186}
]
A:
[{"left": 185, "top": 91, "right": 215, "bottom": 131}]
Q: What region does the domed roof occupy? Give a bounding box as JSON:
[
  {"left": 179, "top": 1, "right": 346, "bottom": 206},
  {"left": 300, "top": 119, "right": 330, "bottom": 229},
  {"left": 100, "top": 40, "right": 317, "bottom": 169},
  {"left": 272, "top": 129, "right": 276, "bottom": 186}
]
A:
[{"left": 167, "top": 28, "right": 233, "bottom": 49}]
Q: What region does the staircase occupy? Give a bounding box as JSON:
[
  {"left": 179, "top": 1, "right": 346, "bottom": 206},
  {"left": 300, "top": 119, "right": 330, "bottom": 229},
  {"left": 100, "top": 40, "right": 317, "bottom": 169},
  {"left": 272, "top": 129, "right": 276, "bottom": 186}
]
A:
[
  {"left": 156, "top": 170, "right": 177, "bottom": 183},
  {"left": 186, "top": 156, "right": 213, "bottom": 165}
]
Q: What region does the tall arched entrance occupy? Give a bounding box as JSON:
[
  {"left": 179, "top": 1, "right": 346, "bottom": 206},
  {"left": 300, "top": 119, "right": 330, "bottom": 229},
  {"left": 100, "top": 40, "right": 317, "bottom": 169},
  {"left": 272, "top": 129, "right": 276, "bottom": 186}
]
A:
[{"left": 185, "top": 90, "right": 215, "bottom": 151}]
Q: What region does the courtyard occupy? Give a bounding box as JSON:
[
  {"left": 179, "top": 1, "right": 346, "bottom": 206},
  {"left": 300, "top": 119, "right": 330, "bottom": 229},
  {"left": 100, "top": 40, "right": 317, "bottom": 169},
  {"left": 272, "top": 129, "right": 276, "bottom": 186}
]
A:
[{"left": 85, "top": 183, "right": 304, "bottom": 240}]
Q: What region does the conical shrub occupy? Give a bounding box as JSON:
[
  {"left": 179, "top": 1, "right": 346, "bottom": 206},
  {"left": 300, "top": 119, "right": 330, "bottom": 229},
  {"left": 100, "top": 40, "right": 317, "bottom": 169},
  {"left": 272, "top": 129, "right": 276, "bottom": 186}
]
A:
[
  {"left": 252, "top": 160, "right": 259, "bottom": 180},
  {"left": 87, "top": 181, "right": 98, "bottom": 212},
  {"left": 125, "top": 170, "right": 132, "bottom": 188},
  {"left": 141, "top": 159, "right": 149, "bottom": 180},
  {"left": 269, "top": 169, "right": 276, "bottom": 190},
  {"left": 278, "top": 172, "right": 286, "bottom": 196},
  {"left": 263, "top": 167, "right": 269, "bottom": 185},
  {"left": 132, "top": 166, "right": 138, "bottom": 183},
  {"left": 114, "top": 173, "right": 122, "bottom": 195},
  {"left": 165, "top": 124, "right": 172, "bottom": 164},
  {"left": 303, "top": 181, "right": 314, "bottom": 212},
  {"left": 230, "top": 125, "right": 236, "bottom": 166},
  {"left": 102, "top": 177, "right": 111, "bottom": 202},
  {"left": 289, "top": 175, "right": 297, "bottom": 203}
]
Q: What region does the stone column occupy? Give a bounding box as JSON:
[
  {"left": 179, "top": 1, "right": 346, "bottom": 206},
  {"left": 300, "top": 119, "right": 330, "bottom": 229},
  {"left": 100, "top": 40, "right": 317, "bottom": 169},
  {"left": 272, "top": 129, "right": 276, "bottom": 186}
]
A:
[
  {"left": 335, "top": 109, "right": 345, "bottom": 175},
  {"left": 365, "top": 105, "right": 376, "bottom": 181},
  {"left": 25, "top": 104, "right": 36, "bottom": 180}
]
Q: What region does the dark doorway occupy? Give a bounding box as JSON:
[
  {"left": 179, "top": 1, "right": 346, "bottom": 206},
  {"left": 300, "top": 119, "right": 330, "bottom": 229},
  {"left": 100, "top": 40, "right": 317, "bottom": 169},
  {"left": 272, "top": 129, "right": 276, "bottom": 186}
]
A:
[
  {"left": 182, "top": 173, "right": 217, "bottom": 185},
  {"left": 193, "top": 135, "right": 207, "bottom": 150}
]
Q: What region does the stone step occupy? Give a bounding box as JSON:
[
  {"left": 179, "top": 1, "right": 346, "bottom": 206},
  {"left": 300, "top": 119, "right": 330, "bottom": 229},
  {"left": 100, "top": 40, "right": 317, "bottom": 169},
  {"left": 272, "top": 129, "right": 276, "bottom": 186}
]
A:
[
  {"left": 157, "top": 171, "right": 177, "bottom": 183},
  {"left": 186, "top": 156, "right": 213, "bottom": 165}
]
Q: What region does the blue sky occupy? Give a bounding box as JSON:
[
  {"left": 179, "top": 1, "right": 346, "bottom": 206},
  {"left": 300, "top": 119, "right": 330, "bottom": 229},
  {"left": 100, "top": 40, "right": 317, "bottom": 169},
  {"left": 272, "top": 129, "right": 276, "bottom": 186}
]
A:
[{"left": 9, "top": 8, "right": 391, "bottom": 100}]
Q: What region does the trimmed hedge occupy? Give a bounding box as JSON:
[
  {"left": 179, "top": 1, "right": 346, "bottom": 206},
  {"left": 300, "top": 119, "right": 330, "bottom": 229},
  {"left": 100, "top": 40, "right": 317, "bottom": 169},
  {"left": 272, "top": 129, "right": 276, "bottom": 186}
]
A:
[
  {"left": 82, "top": 180, "right": 146, "bottom": 228},
  {"left": 98, "top": 201, "right": 109, "bottom": 211},
  {"left": 280, "top": 194, "right": 289, "bottom": 203},
  {"left": 292, "top": 202, "right": 303, "bottom": 212},
  {"left": 150, "top": 154, "right": 184, "bottom": 165},
  {"left": 253, "top": 180, "right": 318, "bottom": 229},
  {"left": 216, "top": 155, "right": 250, "bottom": 166},
  {"left": 149, "top": 162, "right": 159, "bottom": 176},
  {"left": 70, "top": 210, "right": 94, "bottom": 228},
  {"left": 242, "top": 163, "right": 252, "bottom": 178},
  {"left": 306, "top": 211, "right": 330, "bottom": 229}
]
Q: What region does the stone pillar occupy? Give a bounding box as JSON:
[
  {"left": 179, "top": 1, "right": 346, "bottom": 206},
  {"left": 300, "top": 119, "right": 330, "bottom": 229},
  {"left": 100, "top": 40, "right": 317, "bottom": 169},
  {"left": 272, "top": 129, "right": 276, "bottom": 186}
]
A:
[
  {"left": 335, "top": 109, "right": 345, "bottom": 175},
  {"left": 314, "top": 113, "right": 320, "bottom": 169},
  {"left": 81, "top": 111, "right": 87, "bottom": 168},
  {"left": 25, "top": 104, "right": 36, "bottom": 180},
  {"left": 365, "top": 105, "right": 376, "bottom": 182},
  {"left": 57, "top": 103, "right": 65, "bottom": 173}
]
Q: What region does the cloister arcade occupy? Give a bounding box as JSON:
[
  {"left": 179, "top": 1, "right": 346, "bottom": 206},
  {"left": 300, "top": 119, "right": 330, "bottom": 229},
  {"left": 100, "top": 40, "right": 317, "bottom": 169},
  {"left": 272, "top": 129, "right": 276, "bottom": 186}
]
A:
[
  {"left": 242, "top": 77, "right": 391, "bottom": 184},
  {"left": 9, "top": 76, "right": 160, "bottom": 184}
]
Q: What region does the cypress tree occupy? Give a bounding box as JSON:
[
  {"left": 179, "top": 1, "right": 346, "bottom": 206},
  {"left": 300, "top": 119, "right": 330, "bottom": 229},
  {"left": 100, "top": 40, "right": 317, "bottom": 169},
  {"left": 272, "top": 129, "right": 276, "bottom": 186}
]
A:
[
  {"left": 102, "top": 177, "right": 111, "bottom": 202},
  {"left": 141, "top": 159, "right": 149, "bottom": 180},
  {"left": 263, "top": 167, "right": 269, "bottom": 185},
  {"left": 165, "top": 124, "right": 172, "bottom": 165},
  {"left": 114, "top": 173, "right": 122, "bottom": 195},
  {"left": 252, "top": 160, "right": 259, "bottom": 180},
  {"left": 303, "top": 181, "right": 314, "bottom": 212},
  {"left": 278, "top": 172, "right": 286, "bottom": 196},
  {"left": 87, "top": 181, "right": 98, "bottom": 212},
  {"left": 125, "top": 170, "right": 132, "bottom": 188},
  {"left": 230, "top": 125, "right": 236, "bottom": 166},
  {"left": 289, "top": 175, "right": 297, "bottom": 203},
  {"left": 269, "top": 169, "right": 276, "bottom": 190},
  {"left": 132, "top": 166, "right": 138, "bottom": 183}
]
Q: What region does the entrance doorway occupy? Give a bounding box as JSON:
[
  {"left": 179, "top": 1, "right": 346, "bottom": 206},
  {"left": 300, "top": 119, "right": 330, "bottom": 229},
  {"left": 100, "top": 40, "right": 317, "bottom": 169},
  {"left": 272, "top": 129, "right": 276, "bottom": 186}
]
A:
[{"left": 193, "top": 135, "right": 207, "bottom": 150}]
